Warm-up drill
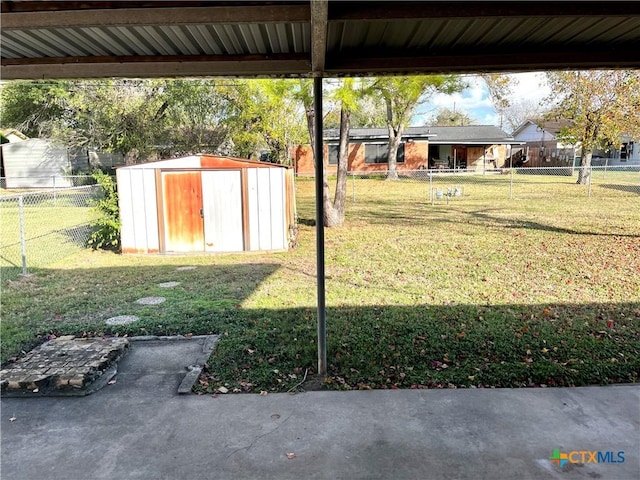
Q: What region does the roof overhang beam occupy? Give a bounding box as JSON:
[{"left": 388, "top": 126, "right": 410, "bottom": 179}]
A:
[
  {"left": 1, "top": 54, "right": 311, "bottom": 79},
  {"left": 1, "top": 4, "right": 310, "bottom": 29},
  {"left": 329, "top": 1, "right": 640, "bottom": 21},
  {"left": 326, "top": 49, "right": 640, "bottom": 76}
]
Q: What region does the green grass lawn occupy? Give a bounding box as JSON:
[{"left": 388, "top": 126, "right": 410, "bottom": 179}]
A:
[
  {"left": 0, "top": 189, "right": 98, "bottom": 276},
  {"left": 1, "top": 177, "right": 639, "bottom": 392}
]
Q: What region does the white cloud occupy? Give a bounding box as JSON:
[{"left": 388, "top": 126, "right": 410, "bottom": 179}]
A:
[{"left": 413, "top": 72, "right": 550, "bottom": 128}]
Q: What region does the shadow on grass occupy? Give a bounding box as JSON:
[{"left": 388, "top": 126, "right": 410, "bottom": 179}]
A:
[
  {"left": 347, "top": 200, "right": 639, "bottom": 238},
  {"left": 0, "top": 262, "right": 281, "bottom": 364},
  {"left": 466, "top": 208, "right": 640, "bottom": 238},
  {"left": 200, "top": 301, "right": 640, "bottom": 393},
  {"left": 598, "top": 183, "right": 640, "bottom": 195},
  {"left": 60, "top": 223, "right": 93, "bottom": 247},
  {"left": 3, "top": 263, "right": 639, "bottom": 392}
]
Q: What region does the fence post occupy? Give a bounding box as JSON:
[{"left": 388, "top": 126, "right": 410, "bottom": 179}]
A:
[
  {"left": 587, "top": 165, "right": 592, "bottom": 198},
  {"left": 18, "top": 195, "right": 28, "bottom": 276},
  {"left": 429, "top": 171, "right": 433, "bottom": 202}
]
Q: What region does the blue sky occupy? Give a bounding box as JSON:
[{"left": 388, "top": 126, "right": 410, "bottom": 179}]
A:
[{"left": 412, "top": 72, "right": 550, "bottom": 128}]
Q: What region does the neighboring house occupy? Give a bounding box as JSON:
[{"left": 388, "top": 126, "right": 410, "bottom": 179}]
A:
[
  {"left": 292, "top": 125, "right": 520, "bottom": 175},
  {"left": 600, "top": 135, "right": 640, "bottom": 165},
  {"left": 511, "top": 119, "right": 578, "bottom": 168},
  {"left": 512, "top": 119, "right": 640, "bottom": 167}
]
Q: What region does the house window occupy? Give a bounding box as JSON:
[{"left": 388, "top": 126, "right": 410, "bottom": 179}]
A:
[
  {"left": 364, "top": 143, "right": 405, "bottom": 164},
  {"left": 327, "top": 144, "right": 339, "bottom": 165}
]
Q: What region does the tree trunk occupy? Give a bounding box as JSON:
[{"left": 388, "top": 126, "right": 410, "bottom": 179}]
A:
[
  {"left": 385, "top": 99, "right": 400, "bottom": 180},
  {"left": 304, "top": 94, "right": 340, "bottom": 227},
  {"left": 577, "top": 150, "right": 592, "bottom": 185},
  {"left": 387, "top": 124, "right": 403, "bottom": 181},
  {"left": 124, "top": 148, "right": 139, "bottom": 165},
  {"left": 331, "top": 107, "right": 350, "bottom": 226}
]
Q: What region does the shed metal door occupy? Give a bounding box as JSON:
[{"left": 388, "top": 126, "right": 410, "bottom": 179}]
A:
[
  {"left": 161, "top": 171, "right": 204, "bottom": 252},
  {"left": 201, "top": 170, "right": 244, "bottom": 252}
]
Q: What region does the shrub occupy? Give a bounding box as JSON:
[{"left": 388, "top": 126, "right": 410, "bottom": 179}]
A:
[{"left": 87, "top": 170, "right": 120, "bottom": 251}]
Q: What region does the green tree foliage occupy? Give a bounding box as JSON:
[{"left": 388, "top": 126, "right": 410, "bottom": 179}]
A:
[
  {"left": 162, "top": 79, "right": 235, "bottom": 155},
  {"left": 0, "top": 79, "right": 237, "bottom": 163},
  {"left": 87, "top": 170, "right": 120, "bottom": 251},
  {"left": 225, "top": 79, "right": 306, "bottom": 163},
  {"left": 73, "top": 80, "right": 169, "bottom": 163},
  {"left": 545, "top": 70, "right": 640, "bottom": 184},
  {"left": 431, "top": 107, "right": 475, "bottom": 126},
  {"left": 372, "top": 76, "right": 464, "bottom": 179},
  {"left": 0, "top": 80, "right": 72, "bottom": 137}
]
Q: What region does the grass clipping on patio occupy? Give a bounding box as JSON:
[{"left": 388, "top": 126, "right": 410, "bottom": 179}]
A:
[{"left": 1, "top": 176, "right": 639, "bottom": 392}]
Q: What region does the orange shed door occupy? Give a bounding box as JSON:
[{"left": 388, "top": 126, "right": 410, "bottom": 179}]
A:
[{"left": 162, "top": 171, "right": 204, "bottom": 252}]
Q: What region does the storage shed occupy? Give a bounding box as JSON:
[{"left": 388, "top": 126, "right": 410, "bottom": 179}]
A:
[
  {"left": 1, "top": 139, "right": 72, "bottom": 188},
  {"left": 116, "top": 155, "right": 296, "bottom": 254}
]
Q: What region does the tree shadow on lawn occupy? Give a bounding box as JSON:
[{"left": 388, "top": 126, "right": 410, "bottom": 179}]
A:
[
  {"left": 349, "top": 199, "right": 449, "bottom": 226},
  {"left": 466, "top": 208, "right": 640, "bottom": 238},
  {"left": 349, "top": 200, "right": 639, "bottom": 237},
  {"left": 597, "top": 183, "right": 640, "bottom": 195},
  {"left": 4, "top": 262, "right": 639, "bottom": 392},
  {"left": 0, "top": 262, "right": 281, "bottom": 364},
  {"left": 202, "top": 300, "right": 640, "bottom": 393}
]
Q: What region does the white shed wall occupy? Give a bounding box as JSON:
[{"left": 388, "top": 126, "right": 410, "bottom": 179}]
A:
[
  {"left": 247, "top": 167, "right": 287, "bottom": 251},
  {"left": 202, "top": 170, "right": 243, "bottom": 252},
  {"left": 117, "top": 167, "right": 159, "bottom": 253},
  {"left": 2, "top": 139, "right": 71, "bottom": 188}
]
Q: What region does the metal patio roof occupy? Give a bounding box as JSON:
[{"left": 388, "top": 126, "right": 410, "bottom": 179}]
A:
[{"left": 2, "top": 1, "right": 640, "bottom": 80}]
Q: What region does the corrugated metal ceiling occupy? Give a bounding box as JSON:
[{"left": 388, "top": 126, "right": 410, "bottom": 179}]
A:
[
  {"left": 2, "top": 23, "right": 310, "bottom": 58},
  {"left": 2, "top": 1, "right": 640, "bottom": 79}
]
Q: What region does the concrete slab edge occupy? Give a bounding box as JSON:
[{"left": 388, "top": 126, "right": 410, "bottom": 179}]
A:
[{"left": 129, "top": 335, "right": 219, "bottom": 395}]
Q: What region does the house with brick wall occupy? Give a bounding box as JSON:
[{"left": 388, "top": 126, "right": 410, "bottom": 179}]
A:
[{"left": 292, "top": 125, "right": 521, "bottom": 175}]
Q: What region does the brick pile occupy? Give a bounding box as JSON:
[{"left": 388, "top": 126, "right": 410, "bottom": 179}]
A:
[{"left": 1, "top": 335, "right": 129, "bottom": 396}]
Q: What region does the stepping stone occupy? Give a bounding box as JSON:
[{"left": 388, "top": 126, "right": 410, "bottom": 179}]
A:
[
  {"left": 136, "top": 296, "right": 166, "bottom": 305},
  {"left": 158, "top": 281, "right": 180, "bottom": 288},
  {"left": 105, "top": 315, "right": 139, "bottom": 326},
  {"left": 176, "top": 266, "right": 197, "bottom": 271}
]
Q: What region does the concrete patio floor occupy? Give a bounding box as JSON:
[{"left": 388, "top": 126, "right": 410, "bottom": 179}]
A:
[{"left": 1, "top": 339, "right": 638, "bottom": 480}]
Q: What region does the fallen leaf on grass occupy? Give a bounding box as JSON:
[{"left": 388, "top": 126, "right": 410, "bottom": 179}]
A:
[
  {"left": 217, "top": 386, "right": 229, "bottom": 394},
  {"left": 286, "top": 453, "right": 296, "bottom": 459},
  {"left": 260, "top": 390, "right": 268, "bottom": 396}
]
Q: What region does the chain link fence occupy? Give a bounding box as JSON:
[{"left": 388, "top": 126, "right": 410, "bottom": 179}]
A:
[
  {"left": 0, "top": 185, "right": 101, "bottom": 280},
  {"left": 346, "top": 165, "right": 640, "bottom": 204},
  {"left": 0, "top": 175, "right": 96, "bottom": 190}
]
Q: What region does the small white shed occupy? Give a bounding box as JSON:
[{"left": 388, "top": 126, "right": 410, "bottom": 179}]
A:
[
  {"left": 116, "top": 155, "right": 296, "bottom": 254},
  {"left": 1, "top": 139, "right": 72, "bottom": 188}
]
